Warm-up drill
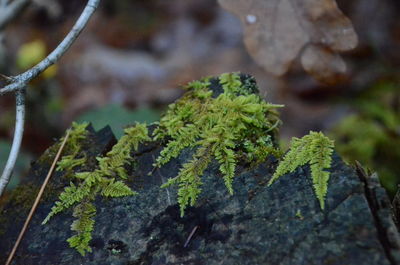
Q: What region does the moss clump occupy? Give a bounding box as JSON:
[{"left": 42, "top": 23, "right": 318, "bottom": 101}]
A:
[
  {"left": 56, "top": 122, "right": 89, "bottom": 176},
  {"left": 154, "top": 72, "right": 283, "bottom": 216},
  {"left": 43, "top": 123, "right": 150, "bottom": 255},
  {"left": 38, "top": 73, "right": 338, "bottom": 256},
  {"left": 331, "top": 81, "right": 400, "bottom": 196},
  {"left": 268, "top": 131, "right": 334, "bottom": 209}
]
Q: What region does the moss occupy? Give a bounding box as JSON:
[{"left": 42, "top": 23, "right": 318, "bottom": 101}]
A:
[
  {"left": 0, "top": 184, "right": 39, "bottom": 237},
  {"left": 0, "top": 182, "right": 59, "bottom": 236},
  {"left": 36, "top": 72, "right": 337, "bottom": 255},
  {"left": 331, "top": 82, "right": 400, "bottom": 197},
  {"left": 37, "top": 142, "right": 62, "bottom": 166},
  {"left": 268, "top": 131, "right": 334, "bottom": 210},
  {"left": 43, "top": 123, "right": 150, "bottom": 255},
  {"left": 153, "top": 73, "right": 335, "bottom": 214},
  {"left": 36, "top": 122, "right": 90, "bottom": 168},
  {"left": 154, "top": 72, "right": 283, "bottom": 216}
]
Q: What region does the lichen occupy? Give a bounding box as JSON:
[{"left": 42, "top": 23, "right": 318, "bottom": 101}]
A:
[{"left": 154, "top": 72, "right": 283, "bottom": 216}]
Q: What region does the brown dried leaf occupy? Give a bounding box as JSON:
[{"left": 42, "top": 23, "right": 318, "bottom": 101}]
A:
[
  {"left": 301, "top": 44, "right": 347, "bottom": 85},
  {"left": 218, "top": 0, "right": 358, "bottom": 83}
]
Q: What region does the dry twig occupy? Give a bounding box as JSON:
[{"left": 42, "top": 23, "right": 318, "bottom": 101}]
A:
[
  {"left": 0, "top": 0, "right": 100, "bottom": 197},
  {"left": 5, "top": 129, "right": 71, "bottom": 265}
]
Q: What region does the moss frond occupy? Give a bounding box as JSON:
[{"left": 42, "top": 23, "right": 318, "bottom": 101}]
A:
[
  {"left": 56, "top": 122, "right": 89, "bottom": 175},
  {"left": 309, "top": 133, "right": 334, "bottom": 209},
  {"left": 43, "top": 123, "right": 149, "bottom": 255},
  {"left": 56, "top": 155, "right": 86, "bottom": 173},
  {"left": 173, "top": 147, "right": 212, "bottom": 217},
  {"left": 219, "top": 72, "right": 243, "bottom": 95},
  {"left": 67, "top": 201, "right": 96, "bottom": 256},
  {"left": 268, "top": 131, "right": 334, "bottom": 209},
  {"left": 155, "top": 73, "right": 282, "bottom": 215},
  {"left": 101, "top": 179, "right": 137, "bottom": 197},
  {"left": 42, "top": 182, "right": 91, "bottom": 225}
]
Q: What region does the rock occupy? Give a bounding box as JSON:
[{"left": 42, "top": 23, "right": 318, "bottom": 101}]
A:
[
  {"left": 1, "top": 76, "right": 399, "bottom": 264},
  {"left": 0, "top": 127, "right": 399, "bottom": 264}
]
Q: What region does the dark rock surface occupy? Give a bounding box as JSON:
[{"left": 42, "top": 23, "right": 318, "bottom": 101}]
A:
[
  {"left": 0, "top": 127, "right": 399, "bottom": 265},
  {"left": 0, "top": 75, "right": 399, "bottom": 264}
]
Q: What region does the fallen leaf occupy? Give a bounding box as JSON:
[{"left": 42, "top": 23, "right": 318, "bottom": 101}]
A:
[
  {"left": 301, "top": 44, "right": 347, "bottom": 85},
  {"left": 218, "top": 0, "right": 358, "bottom": 84}
]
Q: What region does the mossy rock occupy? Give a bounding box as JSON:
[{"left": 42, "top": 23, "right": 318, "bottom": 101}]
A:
[{"left": 0, "top": 75, "right": 399, "bottom": 265}]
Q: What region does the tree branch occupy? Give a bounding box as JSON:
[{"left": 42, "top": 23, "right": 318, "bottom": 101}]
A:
[
  {"left": 0, "top": 0, "right": 100, "bottom": 196},
  {"left": 0, "top": 0, "right": 30, "bottom": 30},
  {"left": 0, "top": 0, "right": 100, "bottom": 96},
  {"left": 0, "top": 88, "right": 25, "bottom": 195}
]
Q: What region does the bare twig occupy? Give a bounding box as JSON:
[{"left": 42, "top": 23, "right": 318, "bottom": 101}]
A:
[
  {"left": 0, "top": 0, "right": 100, "bottom": 96},
  {"left": 0, "top": 88, "right": 25, "bottom": 196},
  {"left": 0, "top": 0, "right": 8, "bottom": 9},
  {"left": 0, "top": 73, "right": 13, "bottom": 82},
  {"left": 0, "top": 0, "right": 100, "bottom": 197},
  {"left": 0, "top": 0, "right": 30, "bottom": 30},
  {"left": 5, "top": 129, "right": 71, "bottom": 265}
]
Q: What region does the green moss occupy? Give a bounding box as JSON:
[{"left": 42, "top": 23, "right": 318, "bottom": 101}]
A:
[
  {"left": 330, "top": 81, "right": 400, "bottom": 196},
  {"left": 0, "top": 182, "right": 59, "bottom": 236},
  {"left": 43, "top": 123, "right": 150, "bottom": 255},
  {"left": 37, "top": 142, "right": 62, "bottom": 166},
  {"left": 154, "top": 72, "right": 283, "bottom": 216},
  {"left": 268, "top": 131, "right": 334, "bottom": 210},
  {"left": 0, "top": 183, "right": 40, "bottom": 237},
  {"left": 38, "top": 72, "right": 338, "bottom": 255}
]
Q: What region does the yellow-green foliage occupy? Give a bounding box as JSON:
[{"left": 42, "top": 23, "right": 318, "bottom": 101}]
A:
[
  {"left": 43, "top": 123, "right": 150, "bottom": 255},
  {"left": 56, "top": 122, "right": 89, "bottom": 176},
  {"left": 155, "top": 72, "right": 283, "bottom": 216},
  {"left": 268, "top": 131, "right": 334, "bottom": 210},
  {"left": 40, "top": 73, "right": 339, "bottom": 256},
  {"left": 67, "top": 201, "right": 96, "bottom": 256},
  {"left": 331, "top": 82, "right": 400, "bottom": 196}
]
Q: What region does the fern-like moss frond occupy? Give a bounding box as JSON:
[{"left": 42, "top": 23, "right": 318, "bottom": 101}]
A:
[
  {"left": 268, "top": 131, "right": 334, "bottom": 209},
  {"left": 163, "top": 146, "right": 212, "bottom": 217},
  {"left": 219, "top": 72, "right": 243, "bottom": 95},
  {"left": 156, "top": 73, "right": 282, "bottom": 215},
  {"left": 56, "top": 122, "right": 89, "bottom": 176},
  {"left": 67, "top": 201, "right": 96, "bottom": 256},
  {"left": 56, "top": 155, "right": 86, "bottom": 173},
  {"left": 309, "top": 133, "right": 334, "bottom": 209},
  {"left": 101, "top": 179, "right": 137, "bottom": 197},
  {"left": 42, "top": 182, "right": 91, "bottom": 225},
  {"left": 44, "top": 123, "right": 149, "bottom": 255}
]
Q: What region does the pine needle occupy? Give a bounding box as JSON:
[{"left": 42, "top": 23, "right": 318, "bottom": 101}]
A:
[{"left": 5, "top": 129, "right": 71, "bottom": 265}]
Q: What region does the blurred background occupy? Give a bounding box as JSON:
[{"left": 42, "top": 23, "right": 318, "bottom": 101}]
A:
[{"left": 0, "top": 0, "right": 399, "bottom": 196}]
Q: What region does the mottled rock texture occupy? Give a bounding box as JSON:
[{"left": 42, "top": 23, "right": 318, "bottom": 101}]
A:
[{"left": 1, "top": 76, "right": 400, "bottom": 264}]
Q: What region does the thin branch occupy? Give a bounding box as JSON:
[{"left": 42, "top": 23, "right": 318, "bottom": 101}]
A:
[
  {"left": 0, "top": 0, "right": 8, "bottom": 8},
  {"left": 0, "top": 0, "right": 100, "bottom": 197},
  {"left": 0, "top": 73, "right": 13, "bottom": 82},
  {"left": 0, "top": 0, "right": 100, "bottom": 96},
  {"left": 0, "top": 88, "right": 25, "bottom": 196},
  {"left": 5, "top": 129, "right": 71, "bottom": 265},
  {"left": 0, "top": 0, "right": 30, "bottom": 30}
]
